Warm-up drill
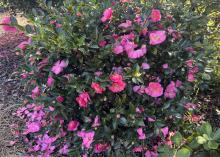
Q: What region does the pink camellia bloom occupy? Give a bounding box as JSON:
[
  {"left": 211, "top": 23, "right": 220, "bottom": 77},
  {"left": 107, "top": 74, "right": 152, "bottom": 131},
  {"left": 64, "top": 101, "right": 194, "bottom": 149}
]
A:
[
  {"left": 127, "top": 45, "right": 147, "bottom": 59},
  {"left": 164, "top": 81, "right": 177, "bottom": 99},
  {"left": 56, "top": 96, "right": 64, "bottom": 103},
  {"left": 187, "top": 73, "right": 195, "bottom": 82},
  {"left": 77, "top": 131, "right": 95, "bottom": 149},
  {"left": 145, "top": 82, "right": 163, "bottom": 97},
  {"left": 133, "top": 85, "right": 145, "bottom": 95},
  {"left": 150, "top": 9, "right": 161, "bottom": 22},
  {"left": 185, "top": 59, "right": 194, "bottom": 68},
  {"left": 94, "top": 143, "right": 110, "bottom": 153},
  {"left": 137, "top": 128, "right": 146, "bottom": 140},
  {"left": 149, "top": 31, "right": 166, "bottom": 45},
  {"left": 161, "top": 126, "right": 169, "bottom": 137},
  {"left": 145, "top": 150, "right": 158, "bottom": 157},
  {"left": 21, "top": 73, "right": 28, "bottom": 79},
  {"left": 109, "top": 73, "right": 123, "bottom": 83},
  {"left": 162, "top": 63, "right": 168, "bottom": 69},
  {"left": 59, "top": 144, "right": 69, "bottom": 155},
  {"left": 67, "top": 120, "right": 79, "bottom": 131},
  {"left": 120, "top": 0, "right": 131, "bottom": 2},
  {"left": 118, "top": 20, "right": 132, "bottom": 28},
  {"left": 132, "top": 146, "right": 144, "bottom": 153},
  {"left": 175, "top": 80, "right": 182, "bottom": 87},
  {"left": 142, "top": 63, "right": 150, "bottom": 70},
  {"left": 148, "top": 117, "right": 156, "bottom": 122},
  {"left": 140, "top": 28, "right": 148, "bottom": 36},
  {"left": 98, "top": 40, "right": 107, "bottom": 47},
  {"left": 109, "top": 81, "right": 126, "bottom": 93},
  {"left": 185, "top": 47, "right": 195, "bottom": 53},
  {"left": 101, "top": 8, "right": 113, "bottom": 22},
  {"left": 123, "top": 41, "right": 137, "bottom": 52},
  {"left": 76, "top": 92, "right": 90, "bottom": 108},
  {"left": 92, "top": 115, "right": 101, "bottom": 128},
  {"left": 25, "top": 122, "right": 41, "bottom": 134},
  {"left": 17, "top": 38, "right": 32, "bottom": 50},
  {"left": 51, "top": 60, "right": 68, "bottom": 75},
  {"left": 113, "top": 44, "right": 124, "bottom": 54},
  {"left": 91, "top": 82, "right": 105, "bottom": 94},
  {"left": 31, "top": 86, "right": 40, "bottom": 99},
  {"left": 56, "top": 23, "right": 62, "bottom": 28},
  {"left": 47, "top": 76, "right": 54, "bottom": 87},
  {"left": 135, "top": 106, "right": 145, "bottom": 113},
  {"left": 0, "top": 17, "right": 17, "bottom": 32}
]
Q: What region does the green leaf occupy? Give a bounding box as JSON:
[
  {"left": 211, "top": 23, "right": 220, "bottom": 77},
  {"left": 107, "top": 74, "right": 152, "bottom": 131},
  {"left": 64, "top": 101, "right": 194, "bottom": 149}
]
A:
[
  {"left": 119, "top": 117, "right": 128, "bottom": 126},
  {"left": 171, "top": 132, "right": 182, "bottom": 146},
  {"left": 208, "top": 141, "right": 219, "bottom": 149},
  {"left": 213, "top": 129, "right": 220, "bottom": 141},
  {"left": 200, "top": 122, "right": 212, "bottom": 136},
  {"left": 197, "top": 136, "right": 207, "bottom": 144},
  {"left": 193, "top": 151, "right": 209, "bottom": 157},
  {"left": 176, "top": 147, "right": 191, "bottom": 157}
]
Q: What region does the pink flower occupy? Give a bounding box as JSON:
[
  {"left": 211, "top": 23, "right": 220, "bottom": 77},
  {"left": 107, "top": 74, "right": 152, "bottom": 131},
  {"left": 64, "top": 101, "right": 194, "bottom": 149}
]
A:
[
  {"left": 59, "top": 144, "right": 69, "bottom": 155},
  {"left": 109, "top": 73, "right": 123, "bottom": 83},
  {"left": 67, "top": 120, "right": 79, "bottom": 131},
  {"left": 94, "top": 143, "right": 110, "bottom": 153},
  {"left": 98, "top": 40, "right": 107, "bottom": 47},
  {"left": 135, "top": 106, "right": 145, "bottom": 113},
  {"left": 142, "top": 63, "right": 150, "bottom": 70},
  {"left": 137, "top": 128, "right": 146, "bottom": 140},
  {"left": 101, "top": 8, "right": 113, "bottom": 22},
  {"left": 145, "top": 150, "right": 158, "bottom": 157},
  {"left": 149, "top": 31, "right": 166, "bottom": 45},
  {"left": 31, "top": 86, "right": 40, "bottom": 99},
  {"left": 185, "top": 59, "right": 194, "bottom": 68},
  {"left": 0, "top": 17, "right": 17, "bottom": 32},
  {"left": 133, "top": 85, "right": 145, "bottom": 95},
  {"left": 17, "top": 38, "right": 32, "bottom": 50},
  {"left": 118, "top": 20, "right": 132, "bottom": 28},
  {"left": 113, "top": 44, "right": 124, "bottom": 54},
  {"left": 161, "top": 126, "right": 169, "bottom": 137},
  {"left": 127, "top": 45, "right": 147, "bottom": 59},
  {"left": 109, "top": 73, "right": 126, "bottom": 93},
  {"left": 56, "top": 96, "right": 64, "bottom": 103},
  {"left": 123, "top": 41, "right": 137, "bottom": 52},
  {"left": 150, "top": 9, "right": 161, "bottom": 22},
  {"left": 21, "top": 73, "right": 28, "bottom": 79},
  {"left": 187, "top": 73, "right": 195, "bottom": 82},
  {"left": 25, "top": 122, "right": 40, "bottom": 134},
  {"left": 109, "top": 81, "right": 126, "bottom": 93},
  {"left": 185, "top": 47, "right": 195, "bottom": 53},
  {"left": 76, "top": 92, "right": 90, "bottom": 108},
  {"left": 132, "top": 146, "right": 144, "bottom": 152},
  {"left": 51, "top": 60, "right": 68, "bottom": 75},
  {"left": 91, "top": 82, "right": 105, "bottom": 94},
  {"left": 56, "top": 23, "right": 62, "bottom": 28},
  {"left": 148, "top": 117, "right": 156, "bottom": 122},
  {"left": 145, "top": 82, "right": 163, "bottom": 97},
  {"left": 162, "top": 63, "right": 168, "bottom": 69},
  {"left": 175, "top": 80, "right": 182, "bottom": 87},
  {"left": 95, "top": 71, "right": 103, "bottom": 77},
  {"left": 47, "top": 76, "right": 54, "bottom": 87},
  {"left": 77, "top": 131, "right": 95, "bottom": 149},
  {"left": 164, "top": 81, "right": 177, "bottom": 99},
  {"left": 92, "top": 116, "right": 101, "bottom": 127}
]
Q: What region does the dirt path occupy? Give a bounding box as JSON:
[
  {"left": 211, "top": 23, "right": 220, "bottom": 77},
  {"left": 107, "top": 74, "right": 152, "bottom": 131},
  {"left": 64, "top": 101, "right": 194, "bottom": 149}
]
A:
[{"left": 0, "top": 31, "right": 27, "bottom": 156}]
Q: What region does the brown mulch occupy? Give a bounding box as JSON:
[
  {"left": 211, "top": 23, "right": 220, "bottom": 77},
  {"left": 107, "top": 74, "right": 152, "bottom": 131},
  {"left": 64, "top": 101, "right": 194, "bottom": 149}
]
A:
[
  {"left": 199, "top": 94, "right": 220, "bottom": 128},
  {"left": 0, "top": 32, "right": 27, "bottom": 157}
]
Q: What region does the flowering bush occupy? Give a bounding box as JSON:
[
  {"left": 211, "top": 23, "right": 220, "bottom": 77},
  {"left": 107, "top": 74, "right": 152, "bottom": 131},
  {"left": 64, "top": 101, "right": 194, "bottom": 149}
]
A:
[{"left": 3, "top": 0, "right": 220, "bottom": 156}]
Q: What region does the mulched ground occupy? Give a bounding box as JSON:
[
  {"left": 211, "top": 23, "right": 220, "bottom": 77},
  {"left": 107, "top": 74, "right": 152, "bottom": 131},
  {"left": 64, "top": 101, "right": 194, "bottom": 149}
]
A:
[{"left": 0, "top": 32, "right": 27, "bottom": 156}]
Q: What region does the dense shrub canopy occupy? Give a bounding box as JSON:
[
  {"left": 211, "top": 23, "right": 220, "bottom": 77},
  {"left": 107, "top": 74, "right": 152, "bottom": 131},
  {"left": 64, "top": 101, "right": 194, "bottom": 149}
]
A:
[{"left": 2, "top": 0, "right": 219, "bottom": 156}]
